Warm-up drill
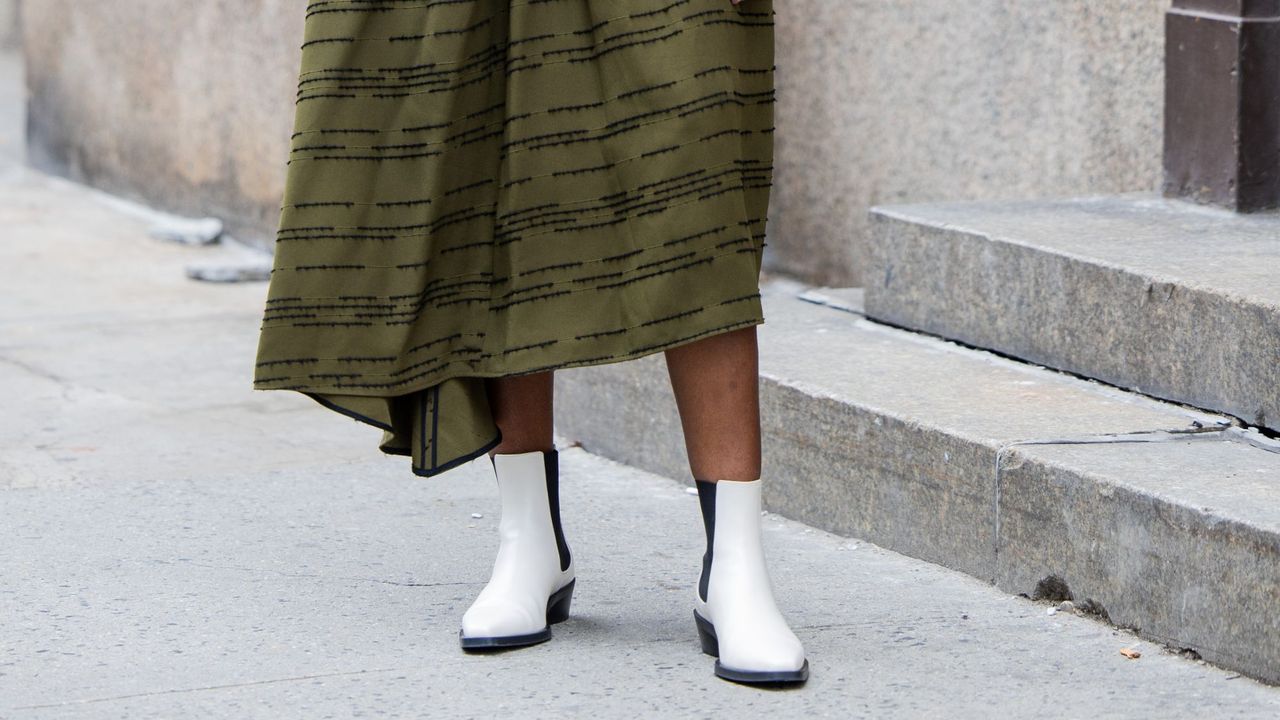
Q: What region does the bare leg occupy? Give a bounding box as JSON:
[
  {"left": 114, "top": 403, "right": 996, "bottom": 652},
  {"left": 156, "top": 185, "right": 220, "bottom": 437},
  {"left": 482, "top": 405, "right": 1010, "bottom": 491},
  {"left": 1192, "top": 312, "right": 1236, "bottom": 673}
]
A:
[
  {"left": 667, "top": 325, "right": 805, "bottom": 681},
  {"left": 664, "top": 325, "right": 761, "bottom": 483},
  {"left": 486, "top": 371, "right": 555, "bottom": 455}
]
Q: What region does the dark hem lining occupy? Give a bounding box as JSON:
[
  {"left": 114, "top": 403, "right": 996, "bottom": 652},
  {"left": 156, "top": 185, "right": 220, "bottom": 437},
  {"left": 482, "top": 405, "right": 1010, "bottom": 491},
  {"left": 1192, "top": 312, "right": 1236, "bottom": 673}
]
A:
[
  {"left": 411, "top": 431, "right": 503, "bottom": 478},
  {"left": 418, "top": 389, "right": 427, "bottom": 475},
  {"left": 302, "top": 387, "right": 503, "bottom": 478},
  {"left": 304, "top": 392, "right": 395, "bottom": 432},
  {"left": 431, "top": 384, "right": 440, "bottom": 470}
]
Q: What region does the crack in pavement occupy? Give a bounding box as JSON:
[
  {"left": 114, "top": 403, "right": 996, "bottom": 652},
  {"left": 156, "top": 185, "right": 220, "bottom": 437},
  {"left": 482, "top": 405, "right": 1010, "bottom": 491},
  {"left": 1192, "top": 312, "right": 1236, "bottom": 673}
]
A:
[
  {"left": 990, "top": 421, "right": 1236, "bottom": 583},
  {"left": 158, "top": 558, "right": 477, "bottom": 589},
  {"left": 8, "top": 668, "right": 404, "bottom": 711},
  {"left": 0, "top": 354, "right": 75, "bottom": 393}
]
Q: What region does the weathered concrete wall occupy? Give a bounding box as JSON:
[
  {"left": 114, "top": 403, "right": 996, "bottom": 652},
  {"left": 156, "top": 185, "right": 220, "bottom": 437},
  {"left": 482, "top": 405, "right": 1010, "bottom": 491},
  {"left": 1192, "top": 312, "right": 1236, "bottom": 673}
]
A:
[
  {"left": 772, "top": 0, "right": 1166, "bottom": 285},
  {"left": 21, "top": 1, "right": 1166, "bottom": 268},
  {"left": 1, "top": 0, "right": 18, "bottom": 50},
  {"left": 21, "top": 1, "right": 301, "bottom": 244}
]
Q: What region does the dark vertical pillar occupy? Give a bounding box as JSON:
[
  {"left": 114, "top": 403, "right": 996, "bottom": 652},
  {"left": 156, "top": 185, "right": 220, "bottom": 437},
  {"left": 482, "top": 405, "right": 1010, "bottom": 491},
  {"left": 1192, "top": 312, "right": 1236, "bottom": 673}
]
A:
[{"left": 1164, "top": 0, "right": 1280, "bottom": 212}]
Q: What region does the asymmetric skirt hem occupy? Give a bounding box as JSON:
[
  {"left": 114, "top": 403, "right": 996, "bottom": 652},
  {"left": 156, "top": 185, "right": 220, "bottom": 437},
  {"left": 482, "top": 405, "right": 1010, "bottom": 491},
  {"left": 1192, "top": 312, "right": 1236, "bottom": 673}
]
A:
[{"left": 269, "top": 308, "right": 763, "bottom": 477}]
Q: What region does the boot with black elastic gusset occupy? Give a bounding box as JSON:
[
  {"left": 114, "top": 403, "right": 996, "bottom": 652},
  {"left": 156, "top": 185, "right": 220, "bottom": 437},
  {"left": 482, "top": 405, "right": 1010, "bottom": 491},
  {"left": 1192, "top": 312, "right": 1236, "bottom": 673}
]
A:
[
  {"left": 693, "top": 478, "right": 808, "bottom": 684},
  {"left": 459, "top": 448, "right": 575, "bottom": 651}
]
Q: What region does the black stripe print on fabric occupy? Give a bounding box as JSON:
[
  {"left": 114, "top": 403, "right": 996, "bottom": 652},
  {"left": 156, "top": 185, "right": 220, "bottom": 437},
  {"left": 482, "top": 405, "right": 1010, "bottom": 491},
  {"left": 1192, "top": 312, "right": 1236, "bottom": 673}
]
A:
[
  {"left": 256, "top": 292, "right": 763, "bottom": 390},
  {"left": 275, "top": 162, "right": 769, "bottom": 246},
  {"left": 500, "top": 90, "right": 776, "bottom": 155},
  {"left": 286, "top": 96, "right": 771, "bottom": 181},
  {"left": 263, "top": 222, "right": 728, "bottom": 313},
  {"left": 260, "top": 215, "right": 763, "bottom": 318},
  {"left": 295, "top": 8, "right": 772, "bottom": 101},
  {"left": 499, "top": 129, "right": 772, "bottom": 190},
  {"left": 261, "top": 232, "right": 760, "bottom": 324},
  {"left": 305, "top": 0, "right": 481, "bottom": 21},
  {"left": 293, "top": 65, "right": 768, "bottom": 137},
  {"left": 288, "top": 88, "right": 774, "bottom": 160}
]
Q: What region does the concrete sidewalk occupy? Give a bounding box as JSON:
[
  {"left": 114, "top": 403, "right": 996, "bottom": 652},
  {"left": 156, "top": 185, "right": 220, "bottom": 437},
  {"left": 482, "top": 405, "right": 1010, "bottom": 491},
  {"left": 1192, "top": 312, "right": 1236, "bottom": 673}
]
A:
[{"left": 3, "top": 165, "right": 1280, "bottom": 718}]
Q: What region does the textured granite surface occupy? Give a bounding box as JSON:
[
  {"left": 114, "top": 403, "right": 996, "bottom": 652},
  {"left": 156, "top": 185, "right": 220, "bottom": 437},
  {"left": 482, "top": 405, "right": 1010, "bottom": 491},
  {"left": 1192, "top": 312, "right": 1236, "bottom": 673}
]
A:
[
  {"left": 20, "top": 0, "right": 301, "bottom": 245},
  {"left": 1, "top": 48, "right": 20, "bottom": 165},
  {"left": 0, "top": 0, "right": 16, "bottom": 50},
  {"left": 866, "top": 195, "right": 1280, "bottom": 432},
  {"left": 1001, "top": 437, "right": 1280, "bottom": 683},
  {"left": 771, "top": 0, "right": 1166, "bottom": 285}
]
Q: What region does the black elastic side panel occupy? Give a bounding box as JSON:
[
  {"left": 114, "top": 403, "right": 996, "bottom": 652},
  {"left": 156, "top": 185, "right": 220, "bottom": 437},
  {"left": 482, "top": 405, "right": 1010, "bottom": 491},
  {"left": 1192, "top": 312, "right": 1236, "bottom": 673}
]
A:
[
  {"left": 695, "top": 480, "right": 717, "bottom": 602},
  {"left": 544, "top": 449, "right": 572, "bottom": 572}
]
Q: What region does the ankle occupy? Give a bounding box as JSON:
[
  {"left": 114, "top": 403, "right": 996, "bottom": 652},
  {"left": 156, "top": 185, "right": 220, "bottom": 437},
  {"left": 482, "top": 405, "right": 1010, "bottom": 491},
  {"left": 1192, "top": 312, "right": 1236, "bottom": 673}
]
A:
[
  {"left": 490, "top": 442, "right": 554, "bottom": 456},
  {"left": 692, "top": 474, "right": 762, "bottom": 484}
]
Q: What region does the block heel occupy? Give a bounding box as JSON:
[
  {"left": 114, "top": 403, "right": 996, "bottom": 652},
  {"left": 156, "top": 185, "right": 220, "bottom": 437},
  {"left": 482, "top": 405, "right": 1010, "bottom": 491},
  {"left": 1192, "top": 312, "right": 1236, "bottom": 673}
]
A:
[
  {"left": 694, "top": 610, "right": 719, "bottom": 657},
  {"left": 546, "top": 578, "right": 575, "bottom": 625}
]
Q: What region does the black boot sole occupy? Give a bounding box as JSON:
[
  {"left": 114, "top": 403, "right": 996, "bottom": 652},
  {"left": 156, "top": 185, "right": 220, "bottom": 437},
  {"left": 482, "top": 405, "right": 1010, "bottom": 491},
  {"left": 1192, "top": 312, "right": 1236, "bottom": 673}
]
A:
[
  {"left": 459, "top": 578, "right": 575, "bottom": 651},
  {"left": 694, "top": 610, "right": 809, "bottom": 685}
]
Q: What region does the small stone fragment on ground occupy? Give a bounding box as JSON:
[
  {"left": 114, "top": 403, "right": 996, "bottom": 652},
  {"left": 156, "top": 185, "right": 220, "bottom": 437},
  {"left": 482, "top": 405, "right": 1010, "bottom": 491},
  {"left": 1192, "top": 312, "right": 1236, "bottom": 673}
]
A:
[
  {"left": 150, "top": 215, "right": 223, "bottom": 245},
  {"left": 185, "top": 261, "right": 273, "bottom": 283}
]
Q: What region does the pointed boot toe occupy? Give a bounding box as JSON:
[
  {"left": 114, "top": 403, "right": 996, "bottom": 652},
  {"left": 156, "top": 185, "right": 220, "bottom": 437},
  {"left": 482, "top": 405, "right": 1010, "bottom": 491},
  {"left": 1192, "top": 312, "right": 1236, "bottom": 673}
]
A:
[{"left": 461, "top": 598, "right": 548, "bottom": 647}]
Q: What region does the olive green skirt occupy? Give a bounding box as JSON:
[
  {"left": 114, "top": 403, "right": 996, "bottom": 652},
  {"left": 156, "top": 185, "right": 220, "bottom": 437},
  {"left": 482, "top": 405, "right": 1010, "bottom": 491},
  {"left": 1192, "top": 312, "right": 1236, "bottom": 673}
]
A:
[{"left": 254, "top": 0, "right": 775, "bottom": 476}]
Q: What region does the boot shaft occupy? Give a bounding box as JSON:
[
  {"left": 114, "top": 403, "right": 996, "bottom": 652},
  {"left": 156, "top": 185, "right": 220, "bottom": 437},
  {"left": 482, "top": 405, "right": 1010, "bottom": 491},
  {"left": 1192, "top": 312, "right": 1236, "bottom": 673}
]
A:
[
  {"left": 490, "top": 449, "right": 571, "bottom": 573},
  {"left": 695, "top": 478, "right": 767, "bottom": 603}
]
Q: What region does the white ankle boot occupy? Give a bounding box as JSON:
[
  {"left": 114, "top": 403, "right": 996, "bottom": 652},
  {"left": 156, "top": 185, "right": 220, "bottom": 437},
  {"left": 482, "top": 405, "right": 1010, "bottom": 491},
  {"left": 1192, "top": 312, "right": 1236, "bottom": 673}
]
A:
[
  {"left": 693, "top": 478, "right": 808, "bottom": 684},
  {"left": 459, "top": 448, "right": 575, "bottom": 650}
]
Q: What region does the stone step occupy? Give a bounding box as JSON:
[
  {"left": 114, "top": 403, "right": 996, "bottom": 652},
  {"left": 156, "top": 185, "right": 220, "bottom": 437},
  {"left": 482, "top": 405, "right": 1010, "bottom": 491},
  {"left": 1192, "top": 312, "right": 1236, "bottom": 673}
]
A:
[
  {"left": 865, "top": 194, "right": 1280, "bottom": 432},
  {"left": 555, "top": 280, "right": 1280, "bottom": 683}
]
